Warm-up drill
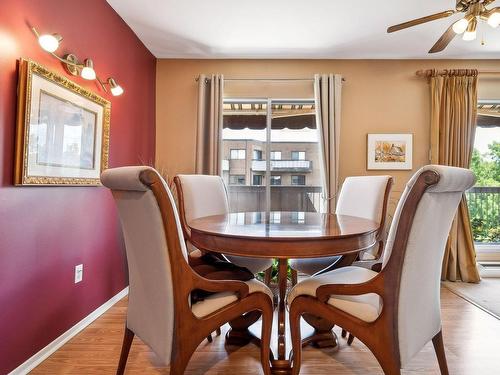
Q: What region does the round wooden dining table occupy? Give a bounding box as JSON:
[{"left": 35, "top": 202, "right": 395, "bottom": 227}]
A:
[{"left": 188, "top": 211, "right": 379, "bottom": 374}]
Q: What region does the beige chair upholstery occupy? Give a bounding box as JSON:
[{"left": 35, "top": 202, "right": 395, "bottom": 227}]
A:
[
  {"left": 176, "top": 174, "right": 273, "bottom": 274},
  {"left": 290, "top": 175, "right": 392, "bottom": 275},
  {"left": 287, "top": 266, "right": 381, "bottom": 322},
  {"left": 384, "top": 165, "right": 475, "bottom": 366},
  {"left": 101, "top": 167, "right": 273, "bottom": 368},
  {"left": 288, "top": 165, "right": 475, "bottom": 370}
]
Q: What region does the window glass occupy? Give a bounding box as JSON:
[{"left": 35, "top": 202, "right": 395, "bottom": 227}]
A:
[
  {"left": 222, "top": 99, "right": 322, "bottom": 213},
  {"left": 291, "top": 151, "right": 305, "bottom": 160},
  {"left": 230, "top": 149, "right": 246, "bottom": 160},
  {"left": 467, "top": 109, "right": 500, "bottom": 246},
  {"left": 270, "top": 175, "right": 282, "bottom": 185},
  {"left": 270, "top": 151, "right": 282, "bottom": 160},
  {"left": 291, "top": 175, "right": 306, "bottom": 186},
  {"left": 229, "top": 175, "right": 246, "bottom": 185},
  {"left": 253, "top": 149, "right": 263, "bottom": 160},
  {"left": 253, "top": 174, "right": 263, "bottom": 185}
]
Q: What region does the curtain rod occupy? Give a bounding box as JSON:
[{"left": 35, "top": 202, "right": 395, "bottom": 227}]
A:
[
  {"left": 195, "top": 76, "right": 346, "bottom": 82},
  {"left": 416, "top": 69, "right": 500, "bottom": 78}
]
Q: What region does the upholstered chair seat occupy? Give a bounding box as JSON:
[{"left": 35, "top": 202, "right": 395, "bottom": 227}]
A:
[
  {"left": 174, "top": 174, "right": 273, "bottom": 274},
  {"left": 290, "top": 175, "right": 392, "bottom": 277},
  {"left": 287, "top": 266, "right": 381, "bottom": 323},
  {"left": 193, "top": 279, "right": 274, "bottom": 318}
]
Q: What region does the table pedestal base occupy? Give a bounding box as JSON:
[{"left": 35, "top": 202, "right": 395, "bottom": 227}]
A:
[
  {"left": 270, "top": 359, "right": 292, "bottom": 374},
  {"left": 301, "top": 313, "right": 339, "bottom": 349},
  {"left": 225, "top": 311, "right": 262, "bottom": 346}
]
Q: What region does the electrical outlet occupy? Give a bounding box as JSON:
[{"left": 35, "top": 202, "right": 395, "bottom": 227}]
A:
[{"left": 74, "top": 264, "right": 83, "bottom": 284}]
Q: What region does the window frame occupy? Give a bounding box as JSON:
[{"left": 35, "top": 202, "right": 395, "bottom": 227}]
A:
[
  {"left": 291, "top": 175, "right": 306, "bottom": 186},
  {"left": 270, "top": 151, "right": 282, "bottom": 160},
  {"left": 270, "top": 175, "right": 282, "bottom": 186},
  {"left": 229, "top": 174, "right": 246, "bottom": 185},
  {"left": 252, "top": 174, "right": 263, "bottom": 186},
  {"left": 230, "top": 149, "right": 246, "bottom": 160},
  {"left": 291, "top": 151, "right": 306, "bottom": 161}
]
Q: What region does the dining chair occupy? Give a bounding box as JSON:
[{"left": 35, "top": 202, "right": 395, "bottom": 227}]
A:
[
  {"left": 101, "top": 166, "right": 273, "bottom": 375},
  {"left": 288, "top": 165, "right": 475, "bottom": 375},
  {"left": 174, "top": 174, "right": 274, "bottom": 275},
  {"left": 289, "top": 175, "right": 393, "bottom": 281}
]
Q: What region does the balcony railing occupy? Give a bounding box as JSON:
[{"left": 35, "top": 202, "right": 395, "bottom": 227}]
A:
[
  {"left": 251, "top": 160, "right": 312, "bottom": 172},
  {"left": 466, "top": 186, "right": 500, "bottom": 244},
  {"left": 227, "top": 185, "right": 322, "bottom": 213}
]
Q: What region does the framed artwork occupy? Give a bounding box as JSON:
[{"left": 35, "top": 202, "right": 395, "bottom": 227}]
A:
[
  {"left": 15, "top": 59, "right": 111, "bottom": 185},
  {"left": 367, "top": 133, "right": 413, "bottom": 170}
]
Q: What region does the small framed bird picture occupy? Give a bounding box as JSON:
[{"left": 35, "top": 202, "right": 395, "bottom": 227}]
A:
[{"left": 367, "top": 133, "right": 413, "bottom": 170}]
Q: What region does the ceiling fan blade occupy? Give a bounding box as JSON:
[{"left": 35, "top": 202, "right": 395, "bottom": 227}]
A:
[
  {"left": 429, "top": 25, "right": 456, "bottom": 53},
  {"left": 387, "top": 10, "right": 455, "bottom": 33}
]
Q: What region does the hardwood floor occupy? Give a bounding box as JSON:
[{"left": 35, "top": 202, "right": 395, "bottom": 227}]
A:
[{"left": 32, "top": 288, "right": 499, "bottom": 374}]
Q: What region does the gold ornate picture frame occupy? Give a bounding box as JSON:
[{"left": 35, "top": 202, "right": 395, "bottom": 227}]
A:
[{"left": 15, "top": 58, "right": 111, "bottom": 186}]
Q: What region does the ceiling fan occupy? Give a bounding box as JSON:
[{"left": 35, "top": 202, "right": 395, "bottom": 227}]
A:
[{"left": 387, "top": 0, "right": 500, "bottom": 53}]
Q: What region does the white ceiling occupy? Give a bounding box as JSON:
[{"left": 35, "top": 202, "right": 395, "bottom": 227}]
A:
[{"left": 107, "top": 0, "right": 500, "bottom": 59}]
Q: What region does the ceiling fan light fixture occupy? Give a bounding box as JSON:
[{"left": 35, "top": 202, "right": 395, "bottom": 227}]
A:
[
  {"left": 487, "top": 11, "right": 500, "bottom": 28},
  {"left": 452, "top": 17, "right": 469, "bottom": 34},
  {"left": 462, "top": 17, "right": 477, "bottom": 41}
]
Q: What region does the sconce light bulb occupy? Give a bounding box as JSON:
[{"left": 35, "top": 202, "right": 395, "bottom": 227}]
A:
[
  {"left": 488, "top": 11, "right": 500, "bottom": 28},
  {"left": 81, "top": 59, "right": 96, "bottom": 80},
  {"left": 38, "top": 34, "right": 61, "bottom": 53},
  {"left": 109, "top": 78, "right": 124, "bottom": 96},
  {"left": 452, "top": 18, "right": 469, "bottom": 34}
]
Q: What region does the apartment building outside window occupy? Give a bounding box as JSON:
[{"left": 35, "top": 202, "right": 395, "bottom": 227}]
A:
[
  {"left": 229, "top": 175, "right": 246, "bottom": 185},
  {"left": 291, "top": 175, "right": 306, "bottom": 185},
  {"left": 270, "top": 151, "right": 282, "bottom": 160},
  {"left": 253, "top": 149, "right": 263, "bottom": 160},
  {"left": 230, "top": 149, "right": 246, "bottom": 160},
  {"left": 270, "top": 175, "right": 282, "bottom": 185},
  {"left": 221, "top": 99, "right": 322, "bottom": 213},
  {"left": 253, "top": 175, "right": 263, "bottom": 185},
  {"left": 291, "top": 151, "right": 306, "bottom": 160}
]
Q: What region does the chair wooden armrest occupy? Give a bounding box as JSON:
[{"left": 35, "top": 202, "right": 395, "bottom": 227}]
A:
[
  {"left": 190, "top": 272, "right": 250, "bottom": 299},
  {"left": 315, "top": 273, "right": 384, "bottom": 303}
]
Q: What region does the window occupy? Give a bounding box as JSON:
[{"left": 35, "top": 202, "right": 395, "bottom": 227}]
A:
[
  {"left": 270, "top": 175, "right": 282, "bottom": 186},
  {"left": 467, "top": 100, "right": 500, "bottom": 263},
  {"left": 270, "top": 151, "right": 282, "bottom": 160},
  {"left": 229, "top": 175, "right": 245, "bottom": 185},
  {"left": 253, "top": 174, "right": 263, "bottom": 185},
  {"left": 291, "top": 175, "right": 306, "bottom": 185},
  {"left": 291, "top": 211, "right": 306, "bottom": 224},
  {"left": 222, "top": 99, "right": 322, "bottom": 213},
  {"left": 291, "top": 151, "right": 305, "bottom": 160},
  {"left": 230, "top": 149, "right": 246, "bottom": 160}
]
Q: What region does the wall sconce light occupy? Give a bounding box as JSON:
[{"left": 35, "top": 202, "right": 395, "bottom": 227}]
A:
[{"left": 31, "top": 27, "right": 124, "bottom": 96}]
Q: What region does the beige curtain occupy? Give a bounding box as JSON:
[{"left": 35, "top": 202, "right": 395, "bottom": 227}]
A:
[
  {"left": 195, "top": 74, "right": 224, "bottom": 174},
  {"left": 314, "top": 74, "right": 342, "bottom": 214},
  {"left": 430, "top": 69, "right": 480, "bottom": 283}
]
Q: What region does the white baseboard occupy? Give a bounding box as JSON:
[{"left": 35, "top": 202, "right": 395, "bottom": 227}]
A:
[{"left": 8, "top": 287, "right": 129, "bottom": 375}]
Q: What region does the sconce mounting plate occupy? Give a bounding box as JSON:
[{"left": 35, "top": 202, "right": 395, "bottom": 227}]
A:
[{"left": 63, "top": 54, "right": 79, "bottom": 76}]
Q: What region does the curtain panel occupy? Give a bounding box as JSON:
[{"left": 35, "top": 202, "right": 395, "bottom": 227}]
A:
[
  {"left": 196, "top": 74, "right": 224, "bottom": 175},
  {"left": 314, "top": 74, "right": 342, "bottom": 214},
  {"left": 430, "top": 69, "right": 481, "bottom": 283}
]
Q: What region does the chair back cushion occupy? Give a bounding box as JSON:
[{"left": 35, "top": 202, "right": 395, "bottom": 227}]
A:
[
  {"left": 381, "top": 165, "right": 475, "bottom": 366},
  {"left": 177, "top": 174, "right": 229, "bottom": 224},
  {"left": 336, "top": 175, "right": 391, "bottom": 256},
  {"left": 101, "top": 166, "right": 188, "bottom": 365}
]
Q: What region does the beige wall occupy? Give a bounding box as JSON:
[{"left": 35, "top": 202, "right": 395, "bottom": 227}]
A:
[{"left": 156, "top": 59, "right": 500, "bottom": 207}]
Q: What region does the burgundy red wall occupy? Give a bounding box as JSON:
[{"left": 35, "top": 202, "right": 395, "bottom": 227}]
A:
[{"left": 0, "top": 1, "right": 156, "bottom": 372}]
